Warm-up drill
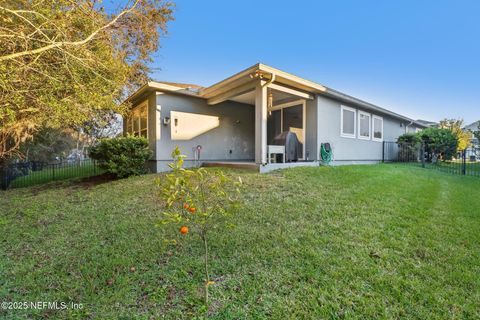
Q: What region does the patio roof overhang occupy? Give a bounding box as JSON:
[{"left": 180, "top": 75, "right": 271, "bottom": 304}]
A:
[
  {"left": 124, "top": 63, "right": 326, "bottom": 107},
  {"left": 200, "top": 63, "right": 326, "bottom": 104}
]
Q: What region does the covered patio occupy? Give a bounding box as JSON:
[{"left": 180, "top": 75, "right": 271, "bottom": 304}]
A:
[
  {"left": 202, "top": 160, "right": 320, "bottom": 173},
  {"left": 199, "top": 64, "right": 326, "bottom": 172}
]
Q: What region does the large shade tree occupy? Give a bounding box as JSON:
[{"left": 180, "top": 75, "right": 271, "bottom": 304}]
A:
[
  {"left": 417, "top": 127, "right": 458, "bottom": 161},
  {"left": 438, "top": 119, "right": 471, "bottom": 151},
  {"left": 0, "top": 0, "right": 174, "bottom": 161}
]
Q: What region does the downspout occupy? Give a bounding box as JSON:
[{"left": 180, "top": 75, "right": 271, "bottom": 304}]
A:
[
  {"left": 251, "top": 70, "right": 276, "bottom": 113},
  {"left": 250, "top": 70, "right": 276, "bottom": 87},
  {"left": 265, "top": 73, "right": 275, "bottom": 114},
  {"left": 262, "top": 72, "right": 275, "bottom": 87},
  {"left": 405, "top": 120, "right": 414, "bottom": 134}
]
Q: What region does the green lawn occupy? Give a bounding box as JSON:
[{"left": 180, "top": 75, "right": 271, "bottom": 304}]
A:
[
  {"left": 1, "top": 165, "right": 479, "bottom": 319},
  {"left": 425, "top": 161, "right": 480, "bottom": 177},
  {"left": 9, "top": 161, "right": 101, "bottom": 188}
]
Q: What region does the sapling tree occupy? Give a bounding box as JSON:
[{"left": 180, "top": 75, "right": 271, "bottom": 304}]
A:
[{"left": 156, "top": 147, "right": 242, "bottom": 304}]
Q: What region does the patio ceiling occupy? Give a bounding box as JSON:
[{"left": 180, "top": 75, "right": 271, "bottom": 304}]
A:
[{"left": 229, "top": 87, "right": 306, "bottom": 106}]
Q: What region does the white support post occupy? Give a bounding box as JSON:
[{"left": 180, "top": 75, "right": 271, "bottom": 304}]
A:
[{"left": 255, "top": 82, "right": 267, "bottom": 164}]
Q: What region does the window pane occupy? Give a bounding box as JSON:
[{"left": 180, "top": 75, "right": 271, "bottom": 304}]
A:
[
  {"left": 140, "top": 106, "right": 148, "bottom": 131},
  {"left": 342, "top": 109, "right": 355, "bottom": 135},
  {"left": 267, "top": 109, "right": 281, "bottom": 144},
  {"left": 359, "top": 113, "right": 370, "bottom": 137},
  {"left": 133, "top": 115, "right": 140, "bottom": 133},
  {"left": 140, "top": 115, "right": 147, "bottom": 132},
  {"left": 283, "top": 105, "right": 304, "bottom": 145},
  {"left": 373, "top": 118, "right": 383, "bottom": 139},
  {"left": 140, "top": 129, "right": 148, "bottom": 138},
  {"left": 126, "top": 116, "right": 133, "bottom": 133}
]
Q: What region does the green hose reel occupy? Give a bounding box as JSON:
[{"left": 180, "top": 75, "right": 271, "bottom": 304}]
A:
[{"left": 320, "top": 143, "right": 333, "bottom": 165}]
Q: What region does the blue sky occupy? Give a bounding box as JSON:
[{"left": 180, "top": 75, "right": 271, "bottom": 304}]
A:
[{"left": 113, "top": 0, "right": 480, "bottom": 124}]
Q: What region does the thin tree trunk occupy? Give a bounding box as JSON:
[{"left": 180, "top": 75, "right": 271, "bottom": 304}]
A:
[
  {"left": 202, "top": 231, "right": 209, "bottom": 304},
  {"left": 76, "top": 129, "right": 80, "bottom": 151}
]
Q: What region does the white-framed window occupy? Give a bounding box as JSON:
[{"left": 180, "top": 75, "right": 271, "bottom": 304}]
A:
[
  {"left": 358, "top": 111, "right": 371, "bottom": 140},
  {"left": 341, "top": 105, "right": 356, "bottom": 138},
  {"left": 127, "top": 100, "right": 148, "bottom": 138},
  {"left": 372, "top": 115, "right": 383, "bottom": 142}
]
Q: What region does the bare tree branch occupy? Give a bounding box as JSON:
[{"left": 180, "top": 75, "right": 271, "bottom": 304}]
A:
[{"left": 0, "top": 0, "right": 139, "bottom": 62}]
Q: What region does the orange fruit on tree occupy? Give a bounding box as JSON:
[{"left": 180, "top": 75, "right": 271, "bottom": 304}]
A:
[
  {"left": 183, "top": 203, "right": 189, "bottom": 209},
  {"left": 189, "top": 207, "right": 196, "bottom": 214},
  {"left": 179, "top": 226, "right": 189, "bottom": 234}
]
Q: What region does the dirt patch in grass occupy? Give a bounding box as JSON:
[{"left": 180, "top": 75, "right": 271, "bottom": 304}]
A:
[
  {"left": 28, "top": 181, "right": 72, "bottom": 195},
  {"left": 75, "top": 173, "right": 117, "bottom": 189},
  {"left": 21, "top": 173, "right": 116, "bottom": 194}
]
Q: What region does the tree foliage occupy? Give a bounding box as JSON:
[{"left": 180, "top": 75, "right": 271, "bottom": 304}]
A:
[
  {"left": 397, "top": 133, "right": 421, "bottom": 145},
  {"left": 418, "top": 128, "right": 458, "bottom": 161},
  {"left": 396, "top": 133, "right": 422, "bottom": 162},
  {"left": 397, "top": 127, "right": 458, "bottom": 161},
  {"left": 438, "top": 119, "right": 471, "bottom": 151},
  {"left": 0, "top": 0, "right": 174, "bottom": 160},
  {"left": 81, "top": 111, "right": 123, "bottom": 146},
  {"left": 19, "top": 127, "right": 77, "bottom": 163}
]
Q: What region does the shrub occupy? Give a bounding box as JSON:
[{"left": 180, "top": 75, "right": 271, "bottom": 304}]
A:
[
  {"left": 419, "top": 128, "right": 458, "bottom": 161},
  {"left": 397, "top": 133, "right": 421, "bottom": 145},
  {"left": 89, "top": 136, "right": 152, "bottom": 178},
  {"left": 397, "top": 128, "right": 458, "bottom": 161},
  {"left": 396, "top": 133, "right": 422, "bottom": 161},
  {"left": 156, "top": 147, "right": 242, "bottom": 305}
]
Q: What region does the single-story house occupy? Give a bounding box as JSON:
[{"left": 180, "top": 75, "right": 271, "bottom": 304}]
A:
[
  {"left": 415, "top": 119, "right": 438, "bottom": 128},
  {"left": 464, "top": 120, "right": 479, "bottom": 160},
  {"left": 464, "top": 120, "right": 479, "bottom": 146},
  {"left": 124, "top": 63, "right": 427, "bottom": 173}
]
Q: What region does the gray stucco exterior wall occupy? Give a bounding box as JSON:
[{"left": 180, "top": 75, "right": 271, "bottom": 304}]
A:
[
  {"left": 154, "top": 92, "right": 255, "bottom": 171},
  {"left": 305, "top": 99, "right": 318, "bottom": 161},
  {"left": 147, "top": 92, "right": 159, "bottom": 172},
  {"left": 316, "top": 95, "right": 421, "bottom": 164},
  {"left": 124, "top": 89, "right": 423, "bottom": 172}
]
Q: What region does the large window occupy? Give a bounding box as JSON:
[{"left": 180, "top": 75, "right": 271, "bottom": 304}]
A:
[
  {"left": 341, "top": 106, "right": 356, "bottom": 138},
  {"left": 127, "top": 101, "right": 148, "bottom": 138},
  {"left": 267, "top": 102, "right": 306, "bottom": 159},
  {"left": 358, "top": 111, "right": 371, "bottom": 140},
  {"left": 372, "top": 115, "right": 383, "bottom": 142}
]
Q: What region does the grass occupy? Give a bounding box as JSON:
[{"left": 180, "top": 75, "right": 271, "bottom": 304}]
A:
[
  {"left": 9, "top": 161, "right": 101, "bottom": 188},
  {"left": 1, "top": 164, "right": 479, "bottom": 319},
  {"left": 423, "top": 161, "right": 480, "bottom": 177}
]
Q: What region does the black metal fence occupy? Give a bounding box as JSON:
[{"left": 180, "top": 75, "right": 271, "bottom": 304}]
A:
[
  {"left": 1, "top": 159, "right": 102, "bottom": 190},
  {"left": 383, "top": 141, "right": 480, "bottom": 178}
]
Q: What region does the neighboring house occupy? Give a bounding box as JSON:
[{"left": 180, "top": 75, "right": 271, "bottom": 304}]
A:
[
  {"left": 124, "top": 63, "right": 427, "bottom": 173},
  {"left": 416, "top": 119, "right": 438, "bottom": 128},
  {"left": 464, "top": 120, "right": 479, "bottom": 160},
  {"left": 464, "top": 120, "right": 480, "bottom": 146}
]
